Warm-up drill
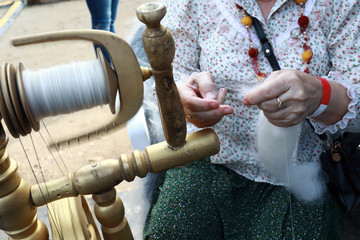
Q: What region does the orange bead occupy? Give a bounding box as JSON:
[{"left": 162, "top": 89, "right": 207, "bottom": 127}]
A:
[
  {"left": 302, "top": 50, "right": 312, "bottom": 62},
  {"left": 241, "top": 16, "right": 252, "bottom": 26},
  {"left": 296, "top": 0, "right": 307, "bottom": 4},
  {"left": 256, "top": 72, "right": 267, "bottom": 82}
]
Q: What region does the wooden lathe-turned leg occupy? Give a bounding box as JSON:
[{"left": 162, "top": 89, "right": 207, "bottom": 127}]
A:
[
  {"left": 0, "top": 126, "right": 49, "bottom": 239},
  {"left": 92, "top": 188, "right": 133, "bottom": 240}
]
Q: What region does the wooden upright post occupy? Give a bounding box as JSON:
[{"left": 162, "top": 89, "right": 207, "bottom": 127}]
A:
[
  {"left": 137, "top": 3, "right": 187, "bottom": 148},
  {"left": 93, "top": 188, "right": 133, "bottom": 240},
  {"left": 0, "top": 125, "right": 49, "bottom": 239}
]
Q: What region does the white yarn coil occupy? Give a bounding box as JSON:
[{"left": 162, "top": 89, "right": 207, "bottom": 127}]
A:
[{"left": 22, "top": 59, "right": 110, "bottom": 121}]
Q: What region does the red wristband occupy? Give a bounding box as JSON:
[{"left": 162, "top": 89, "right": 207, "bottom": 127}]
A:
[{"left": 308, "top": 77, "right": 331, "bottom": 117}]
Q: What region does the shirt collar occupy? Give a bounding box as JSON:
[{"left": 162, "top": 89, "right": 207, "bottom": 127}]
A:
[{"left": 234, "top": 0, "right": 289, "bottom": 23}]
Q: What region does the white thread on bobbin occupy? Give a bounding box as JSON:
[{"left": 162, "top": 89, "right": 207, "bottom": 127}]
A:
[{"left": 22, "top": 59, "right": 109, "bottom": 121}]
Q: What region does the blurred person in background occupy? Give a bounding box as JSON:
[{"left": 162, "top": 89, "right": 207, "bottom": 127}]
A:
[{"left": 86, "top": 0, "right": 119, "bottom": 63}]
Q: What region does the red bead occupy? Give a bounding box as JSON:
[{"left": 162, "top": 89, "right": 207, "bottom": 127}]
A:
[
  {"left": 303, "top": 44, "right": 312, "bottom": 51},
  {"left": 298, "top": 15, "right": 309, "bottom": 28},
  {"left": 235, "top": 3, "right": 243, "bottom": 10},
  {"left": 248, "top": 48, "right": 259, "bottom": 58},
  {"left": 251, "top": 59, "right": 260, "bottom": 74}
]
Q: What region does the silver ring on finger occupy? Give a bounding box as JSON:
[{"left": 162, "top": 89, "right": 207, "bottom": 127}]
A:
[
  {"left": 276, "top": 97, "right": 284, "bottom": 110},
  {"left": 186, "top": 113, "right": 193, "bottom": 119}
]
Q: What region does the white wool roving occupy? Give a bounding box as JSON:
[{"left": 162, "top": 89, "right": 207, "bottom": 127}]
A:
[{"left": 257, "top": 111, "right": 325, "bottom": 203}]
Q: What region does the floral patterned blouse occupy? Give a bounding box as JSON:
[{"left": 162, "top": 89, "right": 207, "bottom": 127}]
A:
[{"left": 161, "top": 0, "right": 360, "bottom": 184}]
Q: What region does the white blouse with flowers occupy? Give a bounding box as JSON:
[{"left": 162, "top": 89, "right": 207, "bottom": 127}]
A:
[{"left": 160, "top": 0, "right": 360, "bottom": 185}]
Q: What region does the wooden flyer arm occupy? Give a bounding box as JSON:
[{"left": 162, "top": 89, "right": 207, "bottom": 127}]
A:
[
  {"left": 12, "top": 29, "right": 145, "bottom": 117},
  {"left": 31, "top": 128, "right": 219, "bottom": 206},
  {"left": 12, "top": 29, "right": 146, "bottom": 146}
]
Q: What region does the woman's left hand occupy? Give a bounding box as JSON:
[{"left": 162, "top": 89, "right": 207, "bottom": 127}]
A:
[{"left": 243, "top": 70, "right": 322, "bottom": 127}]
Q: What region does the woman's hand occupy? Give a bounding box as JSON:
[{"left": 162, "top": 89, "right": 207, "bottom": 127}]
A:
[
  {"left": 179, "top": 72, "right": 233, "bottom": 128},
  {"left": 243, "top": 70, "right": 323, "bottom": 127}
]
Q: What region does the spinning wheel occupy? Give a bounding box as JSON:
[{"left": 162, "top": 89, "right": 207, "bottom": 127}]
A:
[
  {"left": 48, "top": 196, "right": 101, "bottom": 240},
  {"left": 0, "top": 2, "right": 220, "bottom": 239}
]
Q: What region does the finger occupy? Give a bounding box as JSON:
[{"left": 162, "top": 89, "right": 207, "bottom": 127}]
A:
[
  {"left": 276, "top": 83, "right": 320, "bottom": 117},
  {"left": 216, "top": 88, "right": 227, "bottom": 105},
  {"left": 188, "top": 117, "right": 223, "bottom": 128},
  {"left": 266, "top": 116, "right": 303, "bottom": 127},
  {"left": 260, "top": 90, "right": 311, "bottom": 121},
  {"left": 187, "top": 105, "right": 233, "bottom": 127},
  {"left": 190, "top": 72, "right": 217, "bottom": 100},
  {"left": 263, "top": 109, "right": 304, "bottom": 126},
  {"left": 258, "top": 94, "right": 291, "bottom": 112},
  {"left": 187, "top": 105, "right": 233, "bottom": 120},
  {"left": 181, "top": 74, "right": 223, "bottom": 111},
  {"left": 184, "top": 97, "right": 221, "bottom": 112},
  {"left": 180, "top": 84, "right": 220, "bottom": 111},
  {"left": 243, "top": 71, "right": 287, "bottom": 106}
]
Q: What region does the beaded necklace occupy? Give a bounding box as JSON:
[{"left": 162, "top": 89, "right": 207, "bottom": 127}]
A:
[{"left": 235, "top": 0, "right": 312, "bottom": 81}]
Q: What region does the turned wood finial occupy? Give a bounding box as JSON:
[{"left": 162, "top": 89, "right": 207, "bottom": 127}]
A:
[
  {"left": 136, "top": 2, "right": 166, "bottom": 30},
  {"left": 136, "top": 2, "right": 187, "bottom": 148}
]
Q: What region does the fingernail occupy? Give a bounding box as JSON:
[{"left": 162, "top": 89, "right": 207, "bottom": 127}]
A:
[
  {"left": 210, "top": 102, "right": 219, "bottom": 108},
  {"left": 243, "top": 97, "right": 249, "bottom": 105},
  {"left": 205, "top": 92, "right": 216, "bottom": 99},
  {"left": 223, "top": 108, "right": 233, "bottom": 114}
]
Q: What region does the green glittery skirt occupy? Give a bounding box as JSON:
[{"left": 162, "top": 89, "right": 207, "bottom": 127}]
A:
[{"left": 144, "top": 158, "right": 347, "bottom": 240}]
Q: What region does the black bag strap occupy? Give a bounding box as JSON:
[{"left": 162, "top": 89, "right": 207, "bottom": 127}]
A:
[
  {"left": 250, "top": 16, "right": 328, "bottom": 141},
  {"left": 251, "top": 17, "right": 281, "bottom": 71}
]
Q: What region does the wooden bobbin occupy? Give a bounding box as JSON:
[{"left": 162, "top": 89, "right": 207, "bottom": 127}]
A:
[
  {"left": 0, "top": 29, "right": 152, "bottom": 140},
  {"left": 0, "top": 51, "right": 141, "bottom": 139},
  {"left": 0, "top": 62, "right": 32, "bottom": 138}
]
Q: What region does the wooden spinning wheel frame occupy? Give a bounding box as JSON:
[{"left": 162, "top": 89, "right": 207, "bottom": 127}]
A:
[{"left": 0, "top": 2, "right": 220, "bottom": 240}]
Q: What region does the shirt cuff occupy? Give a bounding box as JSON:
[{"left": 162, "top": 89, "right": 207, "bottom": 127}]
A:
[{"left": 308, "top": 72, "right": 357, "bottom": 134}]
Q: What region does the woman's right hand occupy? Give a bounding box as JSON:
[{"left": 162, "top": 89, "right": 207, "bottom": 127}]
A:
[{"left": 178, "top": 72, "right": 233, "bottom": 128}]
